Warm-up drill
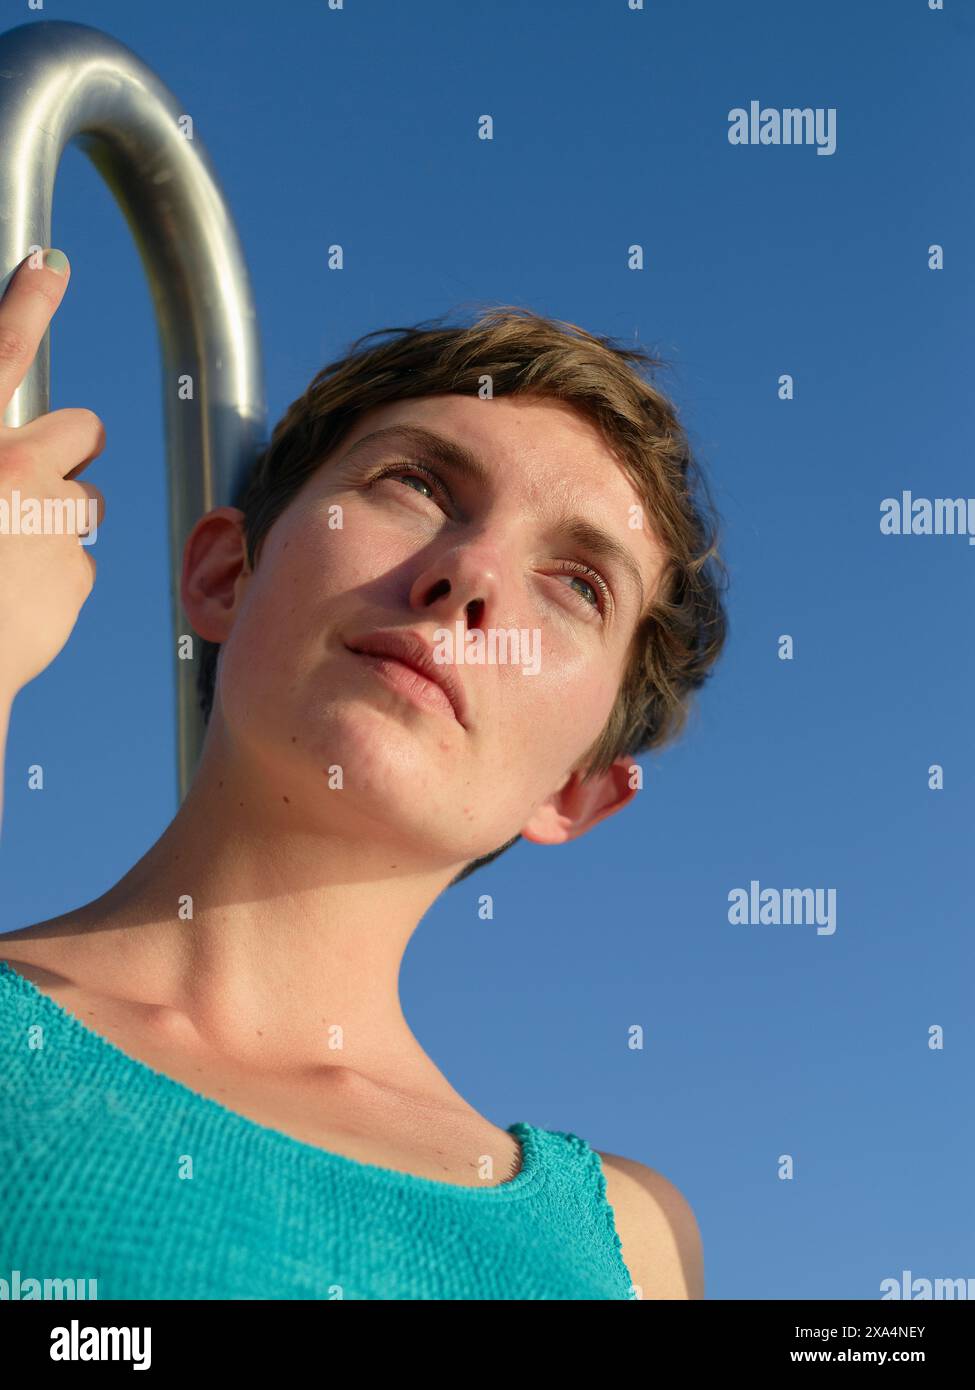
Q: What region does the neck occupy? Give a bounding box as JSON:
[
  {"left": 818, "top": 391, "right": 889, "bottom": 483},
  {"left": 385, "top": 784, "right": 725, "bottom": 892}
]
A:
[{"left": 24, "top": 719, "right": 463, "bottom": 1097}]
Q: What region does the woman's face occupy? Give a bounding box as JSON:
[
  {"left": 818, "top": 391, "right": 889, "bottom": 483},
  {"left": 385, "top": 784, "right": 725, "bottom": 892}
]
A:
[{"left": 190, "top": 392, "right": 666, "bottom": 871}]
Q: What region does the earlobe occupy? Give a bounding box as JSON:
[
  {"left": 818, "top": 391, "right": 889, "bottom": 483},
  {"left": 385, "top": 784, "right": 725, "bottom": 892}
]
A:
[
  {"left": 180, "top": 506, "right": 251, "bottom": 644},
  {"left": 520, "top": 756, "right": 640, "bottom": 847}
]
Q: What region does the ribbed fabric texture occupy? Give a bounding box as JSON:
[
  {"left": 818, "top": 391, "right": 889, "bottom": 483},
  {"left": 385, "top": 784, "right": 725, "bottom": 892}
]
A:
[{"left": 0, "top": 961, "right": 634, "bottom": 1300}]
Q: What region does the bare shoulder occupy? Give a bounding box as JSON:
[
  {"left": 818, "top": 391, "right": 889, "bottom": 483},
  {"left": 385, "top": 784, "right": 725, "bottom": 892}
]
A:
[
  {"left": 0, "top": 914, "right": 93, "bottom": 982},
  {"left": 596, "top": 1150, "right": 704, "bottom": 1300}
]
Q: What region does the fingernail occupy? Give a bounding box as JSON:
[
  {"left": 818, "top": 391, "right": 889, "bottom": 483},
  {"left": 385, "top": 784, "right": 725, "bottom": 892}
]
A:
[{"left": 43, "top": 248, "right": 68, "bottom": 275}]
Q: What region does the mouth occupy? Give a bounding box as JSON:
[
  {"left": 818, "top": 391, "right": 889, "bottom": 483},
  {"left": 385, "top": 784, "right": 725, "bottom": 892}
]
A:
[{"left": 343, "top": 631, "right": 468, "bottom": 729}]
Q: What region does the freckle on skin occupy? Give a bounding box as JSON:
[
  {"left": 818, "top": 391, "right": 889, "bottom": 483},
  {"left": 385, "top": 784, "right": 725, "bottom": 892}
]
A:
[
  {"left": 283, "top": 796, "right": 290, "bottom": 804},
  {"left": 291, "top": 736, "right": 297, "bottom": 743}
]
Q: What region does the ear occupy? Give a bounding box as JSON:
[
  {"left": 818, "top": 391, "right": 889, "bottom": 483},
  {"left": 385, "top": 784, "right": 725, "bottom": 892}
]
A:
[
  {"left": 180, "top": 506, "right": 251, "bottom": 644},
  {"left": 520, "top": 756, "right": 640, "bottom": 847}
]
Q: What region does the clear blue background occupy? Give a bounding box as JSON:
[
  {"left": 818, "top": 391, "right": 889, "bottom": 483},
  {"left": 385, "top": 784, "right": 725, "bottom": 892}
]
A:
[{"left": 2, "top": 0, "right": 972, "bottom": 1300}]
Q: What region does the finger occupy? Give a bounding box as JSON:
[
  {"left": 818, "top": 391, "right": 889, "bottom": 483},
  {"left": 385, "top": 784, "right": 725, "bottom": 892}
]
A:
[
  {"left": 0, "top": 248, "right": 71, "bottom": 420},
  {"left": 17, "top": 407, "right": 106, "bottom": 480},
  {"left": 70, "top": 480, "right": 106, "bottom": 535}
]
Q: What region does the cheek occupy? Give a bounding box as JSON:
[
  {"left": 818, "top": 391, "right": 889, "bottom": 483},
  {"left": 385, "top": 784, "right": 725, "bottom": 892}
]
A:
[
  {"left": 511, "top": 644, "right": 618, "bottom": 735},
  {"left": 216, "top": 541, "right": 324, "bottom": 721},
  {"left": 247, "top": 505, "right": 367, "bottom": 636},
  {"left": 294, "top": 496, "right": 410, "bottom": 593},
  {"left": 214, "top": 509, "right": 403, "bottom": 732},
  {"left": 487, "top": 657, "right": 619, "bottom": 788}
]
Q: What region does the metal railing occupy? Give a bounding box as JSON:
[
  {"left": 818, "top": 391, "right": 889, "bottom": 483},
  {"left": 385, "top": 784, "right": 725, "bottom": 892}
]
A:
[{"left": 0, "top": 19, "right": 266, "bottom": 796}]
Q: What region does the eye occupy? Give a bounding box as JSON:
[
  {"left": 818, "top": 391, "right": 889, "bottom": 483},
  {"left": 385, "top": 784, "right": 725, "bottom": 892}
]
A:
[
  {"left": 366, "top": 464, "right": 611, "bottom": 619},
  {"left": 554, "top": 560, "right": 611, "bottom": 618},
  {"left": 368, "top": 461, "right": 453, "bottom": 509}
]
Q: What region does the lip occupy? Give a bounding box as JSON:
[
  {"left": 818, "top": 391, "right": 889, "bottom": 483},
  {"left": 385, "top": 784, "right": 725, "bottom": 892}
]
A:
[{"left": 343, "top": 628, "right": 469, "bottom": 729}]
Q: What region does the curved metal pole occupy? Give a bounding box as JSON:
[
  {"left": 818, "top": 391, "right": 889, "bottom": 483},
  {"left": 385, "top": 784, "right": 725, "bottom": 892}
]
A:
[{"left": 0, "top": 19, "right": 266, "bottom": 799}]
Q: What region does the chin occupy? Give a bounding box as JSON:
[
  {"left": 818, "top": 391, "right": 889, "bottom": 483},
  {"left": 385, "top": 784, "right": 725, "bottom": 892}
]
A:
[{"left": 262, "top": 697, "right": 446, "bottom": 796}]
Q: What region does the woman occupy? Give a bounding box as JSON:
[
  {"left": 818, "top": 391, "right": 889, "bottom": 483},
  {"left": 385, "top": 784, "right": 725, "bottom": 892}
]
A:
[{"left": 0, "top": 248, "right": 726, "bottom": 1299}]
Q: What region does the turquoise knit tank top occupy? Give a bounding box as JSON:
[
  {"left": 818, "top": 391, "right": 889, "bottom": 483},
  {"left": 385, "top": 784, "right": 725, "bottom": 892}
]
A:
[{"left": 0, "top": 961, "right": 635, "bottom": 1300}]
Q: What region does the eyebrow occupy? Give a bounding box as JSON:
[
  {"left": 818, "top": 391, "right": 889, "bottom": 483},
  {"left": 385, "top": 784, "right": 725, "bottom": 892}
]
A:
[{"left": 341, "top": 423, "right": 649, "bottom": 612}]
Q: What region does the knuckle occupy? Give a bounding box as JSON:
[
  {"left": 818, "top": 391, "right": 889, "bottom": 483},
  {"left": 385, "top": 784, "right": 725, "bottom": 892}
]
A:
[
  {"left": 78, "top": 483, "right": 105, "bottom": 527},
  {"left": 0, "top": 325, "right": 30, "bottom": 369},
  {"left": 21, "top": 274, "right": 62, "bottom": 312},
  {"left": 68, "top": 406, "right": 107, "bottom": 459},
  {"left": 74, "top": 406, "right": 104, "bottom": 435}
]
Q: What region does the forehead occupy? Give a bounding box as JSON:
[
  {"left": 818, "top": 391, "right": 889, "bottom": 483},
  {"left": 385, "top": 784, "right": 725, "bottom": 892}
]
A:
[
  {"left": 341, "top": 392, "right": 626, "bottom": 489},
  {"left": 333, "top": 392, "right": 667, "bottom": 612}
]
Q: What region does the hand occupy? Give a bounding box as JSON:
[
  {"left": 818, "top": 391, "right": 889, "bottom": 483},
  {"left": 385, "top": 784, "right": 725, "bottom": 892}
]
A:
[{"left": 0, "top": 249, "right": 106, "bottom": 702}]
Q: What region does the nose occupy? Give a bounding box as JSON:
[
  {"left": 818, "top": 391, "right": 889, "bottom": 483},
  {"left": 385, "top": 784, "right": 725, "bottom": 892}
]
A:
[{"left": 408, "top": 539, "right": 505, "bottom": 634}]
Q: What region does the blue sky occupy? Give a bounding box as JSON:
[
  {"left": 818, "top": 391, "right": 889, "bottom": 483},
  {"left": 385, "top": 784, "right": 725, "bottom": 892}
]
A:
[{"left": 2, "top": 0, "right": 972, "bottom": 1300}]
